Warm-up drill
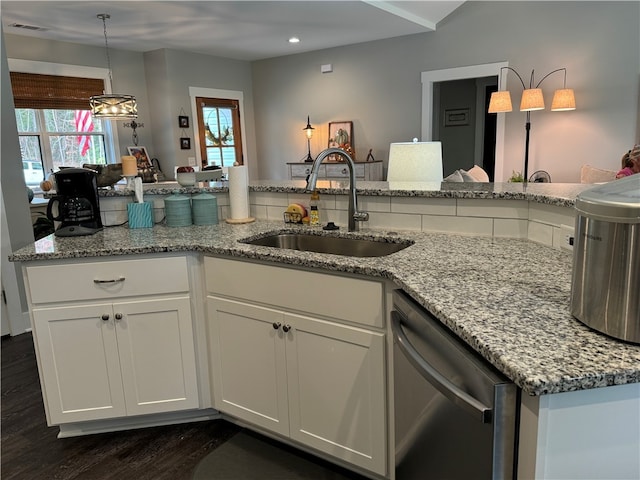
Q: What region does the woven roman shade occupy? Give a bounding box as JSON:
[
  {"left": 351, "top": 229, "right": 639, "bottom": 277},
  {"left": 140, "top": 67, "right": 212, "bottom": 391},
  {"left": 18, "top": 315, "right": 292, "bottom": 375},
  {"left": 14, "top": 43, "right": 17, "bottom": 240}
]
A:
[{"left": 10, "top": 72, "right": 104, "bottom": 110}]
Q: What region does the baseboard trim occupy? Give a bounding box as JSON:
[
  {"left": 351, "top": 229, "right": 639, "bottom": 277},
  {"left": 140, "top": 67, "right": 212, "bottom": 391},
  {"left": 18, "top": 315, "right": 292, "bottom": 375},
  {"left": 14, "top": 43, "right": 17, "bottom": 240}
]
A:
[{"left": 56, "top": 408, "right": 221, "bottom": 438}]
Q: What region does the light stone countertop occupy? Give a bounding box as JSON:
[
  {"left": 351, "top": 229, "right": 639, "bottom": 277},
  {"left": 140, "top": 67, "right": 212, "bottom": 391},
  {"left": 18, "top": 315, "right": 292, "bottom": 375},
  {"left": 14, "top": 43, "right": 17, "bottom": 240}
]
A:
[
  {"left": 94, "top": 180, "right": 594, "bottom": 208},
  {"left": 10, "top": 218, "right": 640, "bottom": 397}
]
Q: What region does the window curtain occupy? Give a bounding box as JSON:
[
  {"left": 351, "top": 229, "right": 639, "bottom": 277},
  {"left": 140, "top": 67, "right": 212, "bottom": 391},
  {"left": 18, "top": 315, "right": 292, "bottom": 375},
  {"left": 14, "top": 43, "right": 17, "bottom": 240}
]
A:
[{"left": 9, "top": 72, "right": 104, "bottom": 110}]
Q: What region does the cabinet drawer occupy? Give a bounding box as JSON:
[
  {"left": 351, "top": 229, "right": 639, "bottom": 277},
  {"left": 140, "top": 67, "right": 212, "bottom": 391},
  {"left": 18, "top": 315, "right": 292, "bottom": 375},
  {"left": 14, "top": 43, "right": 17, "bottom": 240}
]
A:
[
  {"left": 290, "top": 164, "right": 315, "bottom": 178},
  {"left": 27, "top": 256, "right": 189, "bottom": 304},
  {"left": 325, "top": 164, "right": 365, "bottom": 178},
  {"left": 205, "top": 257, "right": 384, "bottom": 328}
]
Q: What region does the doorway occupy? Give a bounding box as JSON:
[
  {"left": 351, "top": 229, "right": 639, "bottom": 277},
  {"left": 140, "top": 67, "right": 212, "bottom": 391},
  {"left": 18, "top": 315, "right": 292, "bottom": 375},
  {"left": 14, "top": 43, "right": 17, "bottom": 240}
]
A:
[
  {"left": 421, "top": 62, "right": 508, "bottom": 181},
  {"left": 432, "top": 78, "right": 497, "bottom": 179}
]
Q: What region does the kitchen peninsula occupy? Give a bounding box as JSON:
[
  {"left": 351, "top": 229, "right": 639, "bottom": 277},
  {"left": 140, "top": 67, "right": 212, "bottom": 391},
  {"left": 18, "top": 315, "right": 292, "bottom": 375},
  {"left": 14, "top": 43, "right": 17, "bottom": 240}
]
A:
[{"left": 11, "top": 181, "right": 640, "bottom": 480}]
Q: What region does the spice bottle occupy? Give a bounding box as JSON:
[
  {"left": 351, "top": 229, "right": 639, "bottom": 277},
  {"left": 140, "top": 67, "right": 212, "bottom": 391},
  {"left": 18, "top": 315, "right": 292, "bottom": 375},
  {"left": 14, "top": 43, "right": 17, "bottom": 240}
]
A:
[{"left": 309, "top": 190, "right": 320, "bottom": 226}]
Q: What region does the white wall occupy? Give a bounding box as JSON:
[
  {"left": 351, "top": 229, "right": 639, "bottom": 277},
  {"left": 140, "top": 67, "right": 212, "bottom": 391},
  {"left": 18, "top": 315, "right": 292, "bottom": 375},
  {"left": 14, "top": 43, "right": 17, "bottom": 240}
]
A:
[
  {"left": 0, "top": 28, "right": 36, "bottom": 334},
  {"left": 143, "top": 49, "right": 257, "bottom": 180},
  {"left": 252, "top": 1, "right": 640, "bottom": 182}
]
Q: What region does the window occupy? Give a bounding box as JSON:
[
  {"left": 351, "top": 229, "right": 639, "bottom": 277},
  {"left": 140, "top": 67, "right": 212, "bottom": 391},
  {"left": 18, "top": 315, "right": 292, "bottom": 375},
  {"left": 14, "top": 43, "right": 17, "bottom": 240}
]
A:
[
  {"left": 16, "top": 108, "right": 108, "bottom": 188},
  {"left": 10, "top": 71, "right": 113, "bottom": 189},
  {"left": 196, "top": 97, "right": 243, "bottom": 168}
]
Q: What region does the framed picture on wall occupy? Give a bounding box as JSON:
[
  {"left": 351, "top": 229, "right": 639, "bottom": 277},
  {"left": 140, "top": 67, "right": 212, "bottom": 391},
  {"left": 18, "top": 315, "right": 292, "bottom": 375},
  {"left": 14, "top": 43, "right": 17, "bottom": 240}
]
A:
[
  {"left": 178, "top": 115, "right": 189, "bottom": 128},
  {"left": 180, "top": 137, "right": 191, "bottom": 150},
  {"left": 444, "top": 108, "right": 469, "bottom": 127}
]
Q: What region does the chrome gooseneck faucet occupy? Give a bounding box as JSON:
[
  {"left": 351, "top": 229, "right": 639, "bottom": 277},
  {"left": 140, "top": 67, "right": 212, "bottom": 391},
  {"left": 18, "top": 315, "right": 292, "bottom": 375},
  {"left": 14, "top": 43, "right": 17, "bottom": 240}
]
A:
[{"left": 306, "top": 148, "right": 369, "bottom": 231}]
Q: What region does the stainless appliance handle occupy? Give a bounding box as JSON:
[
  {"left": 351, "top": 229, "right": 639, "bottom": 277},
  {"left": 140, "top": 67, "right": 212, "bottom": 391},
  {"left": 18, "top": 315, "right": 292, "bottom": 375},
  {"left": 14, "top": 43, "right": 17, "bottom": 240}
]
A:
[
  {"left": 391, "top": 311, "right": 492, "bottom": 424},
  {"left": 93, "top": 277, "right": 126, "bottom": 284}
]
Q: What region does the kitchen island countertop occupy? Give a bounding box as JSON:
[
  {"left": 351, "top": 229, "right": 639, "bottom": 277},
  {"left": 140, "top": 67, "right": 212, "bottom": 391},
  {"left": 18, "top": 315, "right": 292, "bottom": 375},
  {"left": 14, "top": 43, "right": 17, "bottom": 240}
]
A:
[
  {"left": 95, "top": 179, "right": 593, "bottom": 209},
  {"left": 10, "top": 219, "right": 640, "bottom": 397}
]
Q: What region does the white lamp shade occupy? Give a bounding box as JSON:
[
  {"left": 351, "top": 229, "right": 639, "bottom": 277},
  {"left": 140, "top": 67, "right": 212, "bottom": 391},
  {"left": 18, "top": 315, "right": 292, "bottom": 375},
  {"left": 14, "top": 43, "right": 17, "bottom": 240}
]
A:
[
  {"left": 520, "top": 89, "right": 545, "bottom": 111},
  {"left": 488, "top": 91, "right": 513, "bottom": 113},
  {"left": 551, "top": 88, "right": 576, "bottom": 111},
  {"left": 387, "top": 141, "right": 443, "bottom": 182}
]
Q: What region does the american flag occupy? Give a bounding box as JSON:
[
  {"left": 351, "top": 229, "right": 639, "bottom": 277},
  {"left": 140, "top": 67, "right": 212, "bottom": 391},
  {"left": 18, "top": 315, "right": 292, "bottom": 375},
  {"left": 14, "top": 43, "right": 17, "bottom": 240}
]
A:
[{"left": 75, "top": 110, "right": 94, "bottom": 157}]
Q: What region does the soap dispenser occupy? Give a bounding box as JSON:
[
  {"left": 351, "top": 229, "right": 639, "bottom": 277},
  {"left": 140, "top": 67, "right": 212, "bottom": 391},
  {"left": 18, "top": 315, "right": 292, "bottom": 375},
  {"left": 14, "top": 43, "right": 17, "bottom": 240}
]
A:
[{"left": 309, "top": 190, "right": 320, "bottom": 226}]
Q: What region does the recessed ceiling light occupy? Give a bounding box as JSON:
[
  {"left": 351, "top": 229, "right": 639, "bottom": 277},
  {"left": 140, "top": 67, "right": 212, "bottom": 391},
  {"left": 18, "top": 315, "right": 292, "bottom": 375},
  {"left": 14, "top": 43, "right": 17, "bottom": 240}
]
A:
[{"left": 288, "top": 37, "right": 300, "bottom": 44}]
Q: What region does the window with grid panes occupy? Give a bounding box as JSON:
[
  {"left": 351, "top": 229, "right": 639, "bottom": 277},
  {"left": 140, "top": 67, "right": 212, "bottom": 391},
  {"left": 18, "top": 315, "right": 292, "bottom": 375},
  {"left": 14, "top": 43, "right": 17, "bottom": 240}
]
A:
[
  {"left": 10, "top": 72, "right": 113, "bottom": 190},
  {"left": 196, "top": 97, "right": 243, "bottom": 168}
]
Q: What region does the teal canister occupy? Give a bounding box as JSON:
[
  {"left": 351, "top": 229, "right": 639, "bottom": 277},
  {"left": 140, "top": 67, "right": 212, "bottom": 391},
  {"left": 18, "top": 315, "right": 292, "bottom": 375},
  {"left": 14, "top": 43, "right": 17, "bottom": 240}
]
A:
[
  {"left": 164, "top": 191, "right": 192, "bottom": 227},
  {"left": 191, "top": 193, "right": 219, "bottom": 225}
]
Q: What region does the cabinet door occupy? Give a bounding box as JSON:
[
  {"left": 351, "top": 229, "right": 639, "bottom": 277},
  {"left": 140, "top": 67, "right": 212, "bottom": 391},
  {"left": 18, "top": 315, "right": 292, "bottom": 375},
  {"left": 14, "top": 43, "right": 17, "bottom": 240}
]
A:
[
  {"left": 115, "top": 296, "right": 199, "bottom": 416},
  {"left": 207, "top": 297, "right": 289, "bottom": 436},
  {"left": 32, "top": 304, "right": 126, "bottom": 424},
  {"left": 285, "top": 312, "right": 387, "bottom": 476}
]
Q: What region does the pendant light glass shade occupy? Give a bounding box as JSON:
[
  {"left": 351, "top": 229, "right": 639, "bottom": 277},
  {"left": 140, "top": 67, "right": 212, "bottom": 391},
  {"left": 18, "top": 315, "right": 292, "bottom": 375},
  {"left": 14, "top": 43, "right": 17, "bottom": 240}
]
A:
[
  {"left": 488, "top": 91, "right": 513, "bottom": 113},
  {"left": 520, "top": 88, "right": 545, "bottom": 111},
  {"left": 551, "top": 88, "right": 576, "bottom": 111},
  {"left": 90, "top": 94, "right": 137, "bottom": 119},
  {"left": 90, "top": 14, "right": 137, "bottom": 120},
  {"left": 303, "top": 116, "right": 314, "bottom": 139}
]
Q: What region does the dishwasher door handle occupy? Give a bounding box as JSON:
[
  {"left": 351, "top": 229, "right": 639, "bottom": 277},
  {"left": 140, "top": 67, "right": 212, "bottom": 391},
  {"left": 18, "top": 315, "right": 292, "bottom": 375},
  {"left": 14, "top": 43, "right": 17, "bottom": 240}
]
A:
[{"left": 391, "top": 311, "right": 492, "bottom": 424}]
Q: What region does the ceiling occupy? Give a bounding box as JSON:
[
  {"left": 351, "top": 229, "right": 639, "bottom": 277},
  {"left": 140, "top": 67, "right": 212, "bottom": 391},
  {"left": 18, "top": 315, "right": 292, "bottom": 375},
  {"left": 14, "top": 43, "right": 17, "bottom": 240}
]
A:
[{"left": 1, "top": 1, "right": 465, "bottom": 61}]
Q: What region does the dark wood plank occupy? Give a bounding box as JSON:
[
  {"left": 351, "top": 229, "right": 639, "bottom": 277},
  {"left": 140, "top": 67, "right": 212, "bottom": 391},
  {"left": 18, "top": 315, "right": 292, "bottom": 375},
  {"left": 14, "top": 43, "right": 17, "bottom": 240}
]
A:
[{"left": 1, "top": 333, "right": 240, "bottom": 480}]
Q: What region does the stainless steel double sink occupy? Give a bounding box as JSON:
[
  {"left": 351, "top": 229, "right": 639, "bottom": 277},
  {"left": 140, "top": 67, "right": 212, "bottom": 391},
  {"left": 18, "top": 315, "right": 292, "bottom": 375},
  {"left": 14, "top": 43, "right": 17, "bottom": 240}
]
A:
[{"left": 241, "top": 231, "right": 413, "bottom": 257}]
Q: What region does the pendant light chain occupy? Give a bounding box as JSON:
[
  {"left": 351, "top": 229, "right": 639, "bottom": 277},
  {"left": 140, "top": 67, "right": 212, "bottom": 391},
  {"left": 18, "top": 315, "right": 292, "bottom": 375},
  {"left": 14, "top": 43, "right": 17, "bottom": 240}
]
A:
[
  {"left": 98, "top": 14, "right": 114, "bottom": 86},
  {"left": 90, "top": 13, "right": 137, "bottom": 119}
]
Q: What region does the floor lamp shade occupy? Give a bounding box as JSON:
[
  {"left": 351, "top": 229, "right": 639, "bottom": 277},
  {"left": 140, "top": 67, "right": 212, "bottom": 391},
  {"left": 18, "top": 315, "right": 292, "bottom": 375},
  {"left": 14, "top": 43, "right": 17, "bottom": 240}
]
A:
[
  {"left": 488, "top": 91, "right": 513, "bottom": 113},
  {"left": 520, "top": 89, "right": 545, "bottom": 111},
  {"left": 387, "top": 141, "right": 443, "bottom": 182},
  {"left": 551, "top": 89, "right": 576, "bottom": 111}
]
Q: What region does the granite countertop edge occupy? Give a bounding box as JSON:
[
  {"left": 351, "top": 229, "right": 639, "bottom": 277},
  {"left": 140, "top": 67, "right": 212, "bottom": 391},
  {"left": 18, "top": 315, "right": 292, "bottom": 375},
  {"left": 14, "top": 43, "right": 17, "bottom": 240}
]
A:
[
  {"left": 10, "top": 220, "right": 640, "bottom": 398},
  {"left": 91, "top": 180, "right": 589, "bottom": 208}
]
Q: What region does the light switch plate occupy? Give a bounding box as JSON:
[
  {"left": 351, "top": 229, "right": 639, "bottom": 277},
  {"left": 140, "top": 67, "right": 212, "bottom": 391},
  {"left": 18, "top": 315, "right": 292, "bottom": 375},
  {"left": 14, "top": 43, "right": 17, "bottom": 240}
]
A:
[{"left": 188, "top": 157, "right": 196, "bottom": 166}]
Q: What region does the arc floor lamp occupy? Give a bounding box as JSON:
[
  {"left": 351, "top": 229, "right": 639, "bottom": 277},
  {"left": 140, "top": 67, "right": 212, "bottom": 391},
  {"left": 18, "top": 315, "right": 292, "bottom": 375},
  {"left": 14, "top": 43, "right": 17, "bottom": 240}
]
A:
[{"left": 488, "top": 67, "right": 576, "bottom": 181}]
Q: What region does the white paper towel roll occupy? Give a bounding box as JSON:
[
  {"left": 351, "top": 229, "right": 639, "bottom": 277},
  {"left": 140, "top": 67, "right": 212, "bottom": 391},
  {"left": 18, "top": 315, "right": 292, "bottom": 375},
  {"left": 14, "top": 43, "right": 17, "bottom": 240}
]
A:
[{"left": 228, "top": 165, "right": 250, "bottom": 220}]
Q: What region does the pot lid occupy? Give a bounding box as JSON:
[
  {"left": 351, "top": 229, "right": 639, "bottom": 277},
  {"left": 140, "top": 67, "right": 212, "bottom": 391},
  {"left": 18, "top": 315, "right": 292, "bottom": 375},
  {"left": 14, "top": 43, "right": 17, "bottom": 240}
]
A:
[{"left": 575, "top": 174, "right": 640, "bottom": 223}]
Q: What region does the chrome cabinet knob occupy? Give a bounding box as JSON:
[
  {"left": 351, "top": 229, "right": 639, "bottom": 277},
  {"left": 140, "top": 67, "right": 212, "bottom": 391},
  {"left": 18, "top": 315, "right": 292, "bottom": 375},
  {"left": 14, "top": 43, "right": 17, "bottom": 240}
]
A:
[
  {"left": 115, "top": 313, "right": 123, "bottom": 320},
  {"left": 282, "top": 324, "right": 292, "bottom": 333},
  {"left": 101, "top": 314, "right": 110, "bottom": 321},
  {"left": 272, "top": 322, "right": 281, "bottom": 330}
]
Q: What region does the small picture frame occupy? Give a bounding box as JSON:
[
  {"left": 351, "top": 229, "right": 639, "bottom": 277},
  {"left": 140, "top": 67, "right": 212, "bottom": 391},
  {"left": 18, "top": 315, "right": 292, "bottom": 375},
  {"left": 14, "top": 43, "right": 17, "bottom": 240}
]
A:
[
  {"left": 178, "top": 115, "right": 189, "bottom": 128},
  {"left": 328, "top": 121, "right": 354, "bottom": 162},
  {"left": 127, "top": 146, "right": 151, "bottom": 169},
  {"left": 180, "top": 137, "right": 191, "bottom": 150},
  {"left": 444, "top": 108, "right": 470, "bottom": 127}
]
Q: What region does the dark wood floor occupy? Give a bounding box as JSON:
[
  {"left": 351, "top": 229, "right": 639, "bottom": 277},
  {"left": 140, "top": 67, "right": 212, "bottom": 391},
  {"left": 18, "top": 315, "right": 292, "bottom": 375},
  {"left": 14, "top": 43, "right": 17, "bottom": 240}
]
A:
[{"left": 1, "top": 332, "right": 241, "bottom": 480}]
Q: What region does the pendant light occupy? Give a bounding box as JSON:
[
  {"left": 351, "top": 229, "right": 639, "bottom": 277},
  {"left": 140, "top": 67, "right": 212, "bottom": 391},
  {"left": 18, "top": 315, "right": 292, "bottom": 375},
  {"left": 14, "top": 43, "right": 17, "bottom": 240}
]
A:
[{"left": 90, "top": 14, "right": 137, "bottom": 119}]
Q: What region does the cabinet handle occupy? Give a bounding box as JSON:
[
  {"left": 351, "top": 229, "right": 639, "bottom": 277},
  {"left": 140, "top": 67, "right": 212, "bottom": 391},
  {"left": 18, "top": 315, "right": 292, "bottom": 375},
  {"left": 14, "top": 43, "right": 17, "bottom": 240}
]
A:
[
  {"left": 272, "top": 322, "right": 281, "bottom": 330},
  {"left": 305, "top": 168, "right": 310, "bottom": 175},
  {"left": 282, "top": 324, "right": 292, "bottom": 333},
  {"left": 93, "top": 277, "right": 126, "bottom": 284},
  {"left": 342, "top": 168, "right": 348, "bottom": 175},
  {"left": 101, "top": 314, "right": 110, "bottom": 321},
  {"left": 114, "top": 313, "right": 123, "bottom": 321}
]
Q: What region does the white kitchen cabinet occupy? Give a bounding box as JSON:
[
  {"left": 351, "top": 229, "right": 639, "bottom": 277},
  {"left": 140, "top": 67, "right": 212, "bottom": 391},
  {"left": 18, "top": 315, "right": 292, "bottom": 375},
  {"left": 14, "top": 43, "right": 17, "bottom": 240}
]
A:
[
  {"left": 26, "top": 256, "right": 199, "bottom": 426},
  {"left": 205, "top": 257, "right": 387, "bottom": 476}
]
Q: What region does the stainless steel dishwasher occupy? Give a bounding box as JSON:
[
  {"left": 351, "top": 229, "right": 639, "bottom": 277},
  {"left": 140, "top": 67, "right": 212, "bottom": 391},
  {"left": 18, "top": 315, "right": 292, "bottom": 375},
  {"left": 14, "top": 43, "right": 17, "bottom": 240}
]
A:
[{"left": 391, "top": 290, "right": 519, "bottom": 479}]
